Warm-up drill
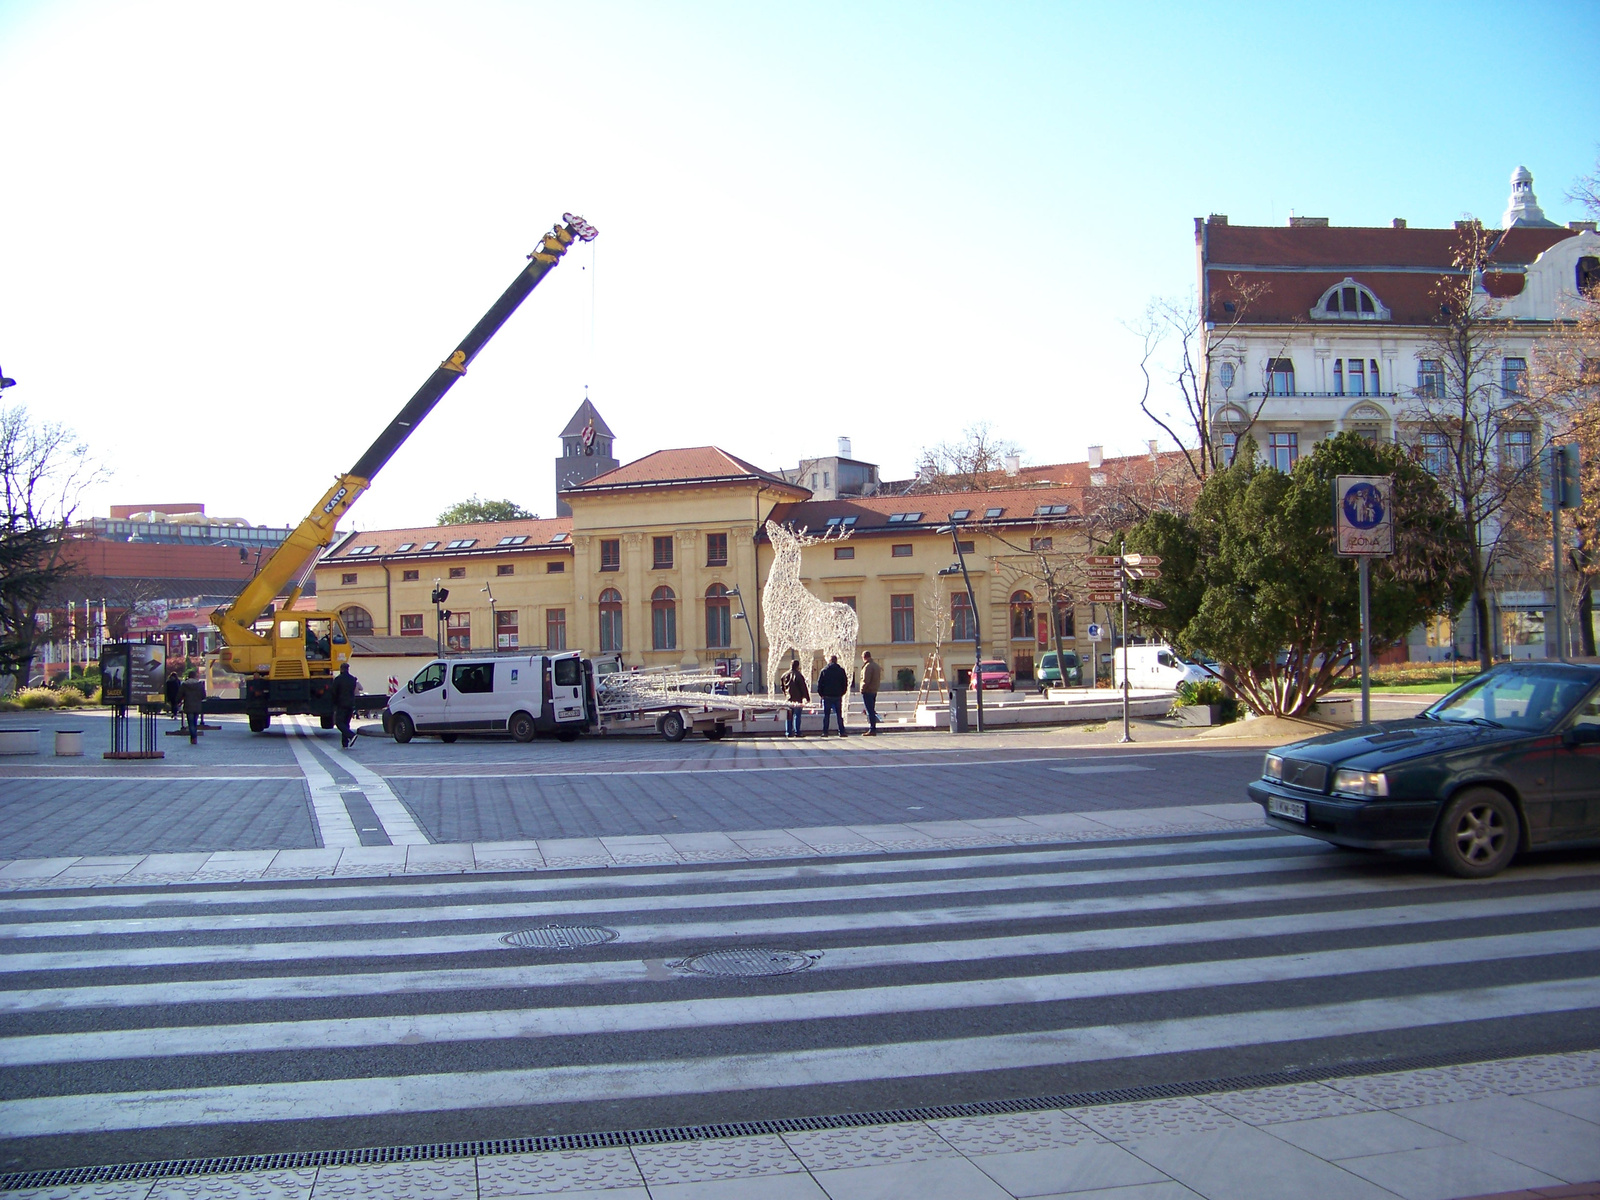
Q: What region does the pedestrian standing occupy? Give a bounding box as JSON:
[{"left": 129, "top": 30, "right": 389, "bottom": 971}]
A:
[
  {"left": 180, "top": 668, "right": 206, "bottom": 745},
  {"left": 816, "top": 654, "right": 849, "bottom": 738},
  {"left": 331, "top": 662, "right": 360, "bottom": 749},
  {"left": 860, "top": 650, "right": 881, "bottom": 736},
  {"left": 780, "top": 657, "right": 809, "bottom": 737},
  {"left": 163, "top": 669, "right": 182, "bottom": 723}
]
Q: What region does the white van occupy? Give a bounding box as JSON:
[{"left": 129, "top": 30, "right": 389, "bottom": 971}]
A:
[
  {"left": 1111, "top": 644, "right": 1213, "bottom": 690},
  {"left": 384, "top": 652, "right": 592, "bottom": 743}
]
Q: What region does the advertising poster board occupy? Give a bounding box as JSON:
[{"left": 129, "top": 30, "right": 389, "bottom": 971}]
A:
[
  {"left": 98, "top": 644, "right": 132, "bottom": 707},
  {"left": 130, "top": 643, "right": 167, "bottom": 702}
]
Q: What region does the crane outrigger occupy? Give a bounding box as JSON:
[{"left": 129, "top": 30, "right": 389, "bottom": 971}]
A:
[{"left": 210, "top": 214, "right": 598, "bottom": 732}]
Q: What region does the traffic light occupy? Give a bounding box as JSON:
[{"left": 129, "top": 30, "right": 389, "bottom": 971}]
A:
[{"left": 1543, "top": 444, "right": 1581, "bottom": 511}]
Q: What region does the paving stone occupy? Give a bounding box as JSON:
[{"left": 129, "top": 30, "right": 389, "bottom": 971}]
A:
[
  {"left": 928, "top": 1109, "right": 1106, "bottom": 1155},
  {"left": 1443, "top": 1054, "right": 1600, "bottom": 1097},
  {"left": 1074, "top": 1097, "right": 1244, "bottom": 1142},
  {"left": 8, "top": 1183, "right": 156, "bottom": 1200},
  {"left": 1524, "top": 1085, "right": 1600, "bottom": 1125},
  {"left": 1127, "top": 1125, "right": 1400, "bottom": 1200},
  {"left": 1261, "top": 1109, "right": 1461, "bottom": 1159},
  {"left": 1202, "top": 1081, "right": 1379, "bottom": 1125},
  {"left": 1337, "top": 1144, "right": 1565, "bottom": 1200},
  {"left": 972, "top": 1142, "right": 1169, "bottom": 1197},
  {"left": 147, "top": 1168, "right": 316, "bottom": 1198},
  {"left": 807, "top": 1155, "right": 1013, "bottom": 1199},
  {"left": 477, "top": 1148, "right": 642, "bottom": 1194},
  {"left": 783, "top": 1121, "right": 955, "bottom": 1169},
  {"left": 310, "top": 1159, "right": 477, "bottom": 1198},
  {"left": 1327, "top": 1066, "right": 1499, "bottom": 1110},
  {"left": 1400, "top": 1095, "right": 1600, "bottom": 1183},
  {"left": 632, "top": 1135, "right": 803, "bottom": 1185}
]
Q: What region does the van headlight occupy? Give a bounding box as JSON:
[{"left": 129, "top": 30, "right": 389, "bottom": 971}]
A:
[
  {"left": 1263, "top": 753, "right": 1284, "bottom": 781},
  {"left": 1332, "top": 768, "right": 1389, "bottom": 797}
]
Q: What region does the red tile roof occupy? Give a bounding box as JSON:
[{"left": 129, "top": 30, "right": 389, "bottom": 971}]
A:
[
  {"left": 1204, "top": 221, "right": 1573, "bottom": 268},
  {"left": 564, "top": 446, "right": 806, "bottom": 494},
  {"left": 327, "top": 517, "right": 574, "bottom": 559}
]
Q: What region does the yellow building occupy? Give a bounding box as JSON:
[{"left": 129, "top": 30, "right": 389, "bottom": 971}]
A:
[{"left": 316, "top": 441, "right": 1170, "bottom": 690}]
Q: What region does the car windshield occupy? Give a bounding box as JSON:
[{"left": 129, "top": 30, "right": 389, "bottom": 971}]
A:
[{"left": 1425, "top": 669, "right": 1593, "bottom": 732}]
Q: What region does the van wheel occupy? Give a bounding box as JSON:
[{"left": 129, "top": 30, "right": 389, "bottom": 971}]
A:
[
  {"left": 248, "top": 712, "right": 269, "bottom": 733},
  {"left": 320, "top": 712, "right": 334, "bottom": 730},
  {"left": 509, "top": 712, "right": 537, "bottom": 743},
  {"left": 660, "top": 711, "right": 687, "bottom": 742},
  {"left": 556, "top": 729, "right": 580, "bottom": 742},
  {"left": 391, "top": 714, "right": 414, "bottom": 744},
  {"left": 440, "top": 733, "right": 458, "bottom": 744}
]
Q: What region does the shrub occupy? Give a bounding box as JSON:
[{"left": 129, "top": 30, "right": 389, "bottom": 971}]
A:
[
  {"left": 1170, "top": 678, "right": 1240, "bottom": 723},
  {"left": 0, "top": 699, "right": 20, "bottom": 713},
  {"left": 17, "top": 687, "right": 60, "bottom": 709},
  {"left": 55, "top": 686, "right": 86, "bottom": 707}
]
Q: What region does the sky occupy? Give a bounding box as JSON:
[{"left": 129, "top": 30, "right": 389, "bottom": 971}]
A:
[{"left": 2, "top": 0, "right": 1598, "bottom": 533}]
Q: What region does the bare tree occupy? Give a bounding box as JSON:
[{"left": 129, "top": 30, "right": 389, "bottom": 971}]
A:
[
  {"left": 918, "top": 574, "right": 949, "bottom": 700},
  {"left": 986, "top": 521, "right": 1079, "bottom": 689},
  {"left": 0, "top": 401, "right": 103, "bottom": 689},
  {"left": 1567, "top": 151, "right": 1600, "bottom": 219},
  {"left": 1413, "top": 221, "right": 1556, "bottom": 671},
  {"left": 910, "top": 423, "right": 1023, "bottom": 493},
  {"left": 1131, "top": 276, "right": 1280, "bottom": 481}
]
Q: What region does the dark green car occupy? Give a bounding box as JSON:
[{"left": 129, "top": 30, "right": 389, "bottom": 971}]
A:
[
  {"left": 1037, "top": 650, "right": 1081, "bottom": 690},
  {"left": 1248, "top": 663, "right": 1600, "bottom": 877}
]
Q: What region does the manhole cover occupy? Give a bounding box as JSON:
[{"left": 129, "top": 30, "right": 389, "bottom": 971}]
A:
[
  {"left": 500, "top": 925, "right": 618, "bottom": 950},
  {"left": 676, "top": 948, "right": 818, "bottom": 977}
]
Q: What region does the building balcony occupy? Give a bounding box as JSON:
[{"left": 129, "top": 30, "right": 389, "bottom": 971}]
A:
[{"left": 1244, "top": 391, "right": 1402, "bottom": 399}]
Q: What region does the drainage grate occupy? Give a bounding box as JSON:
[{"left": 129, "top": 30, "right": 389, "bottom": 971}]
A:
[
  {"left": 499, "top": 925, "right": 618, "bottom": 950},
  {"left": 3, "top": 1038, "right": 1593, "bottom": 1192},
  {"left": 675, "top": 948, "right": 818, "bottom": 977}
]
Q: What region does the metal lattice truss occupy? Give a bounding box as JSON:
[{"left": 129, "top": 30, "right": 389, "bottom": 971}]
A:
[
  {"left": 595, "top": 665, "right": 792, "bottom": 717},
  {"left": 763, "top": 521, "right": 859, "bottom": 708}
]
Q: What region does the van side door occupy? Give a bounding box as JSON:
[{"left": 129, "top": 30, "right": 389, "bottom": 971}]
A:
[
  {"left": 406, "top": 662, "right": 449, "bottom": 732},
  {"left": 450, "top": 662, "right": 499, "bottom": 731},
  {"left": 550, "top": 655, "right": 586, "bottom": 724}
]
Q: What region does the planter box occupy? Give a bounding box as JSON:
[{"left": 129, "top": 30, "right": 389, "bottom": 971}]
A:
[
  {"left": 1312, "top": 697, "right": 1355, "bottom": 725},
  {"left": 55, "top": 729, "right": 85, "bottom": 757},
  {"left": 1173, "top": 703, "right": 1225, "bottom": 727},
  {"left": 0, "top": 728, "right": 41, "bottom": 755}
]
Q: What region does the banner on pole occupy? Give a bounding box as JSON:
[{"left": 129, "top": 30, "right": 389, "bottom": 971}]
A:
[{"left": 1334, "top": 475, "right": 1394, "bottom": 557}]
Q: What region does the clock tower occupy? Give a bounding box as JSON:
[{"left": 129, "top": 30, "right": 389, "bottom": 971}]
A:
[{"left": 555, "top": 398, "right": 619, "bottom": 516}]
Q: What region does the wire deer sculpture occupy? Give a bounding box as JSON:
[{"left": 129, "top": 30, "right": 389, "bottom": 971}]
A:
[{"left": 763, "top": 520, "right": 859, "bottom": 709}]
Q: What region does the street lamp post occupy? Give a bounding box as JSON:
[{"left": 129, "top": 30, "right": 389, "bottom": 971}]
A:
[
  {"left": 727, "top": 586, "right": 760, "bottom": 693},
  {"left": 482, "top": 585, "right": 497, "bottom": 650},
  {"left": 937, "top": 525, "right": 983, "bottom": 732},
  {"left": 430, "top": 581, "right": 450, "bottom": 656}
]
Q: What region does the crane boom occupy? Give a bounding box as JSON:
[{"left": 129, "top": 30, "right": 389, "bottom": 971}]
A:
[{"left": 212, "top": 214, "right": 598, "bottom": 684}]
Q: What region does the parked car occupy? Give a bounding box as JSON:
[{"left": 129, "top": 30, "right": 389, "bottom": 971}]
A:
[
  {"left": 1037, "top": 651, "right": 1082, "bottom": 690},
  {"left": 1248, "top": 663, "right": 1600, "bottom": 877},
  {"left": 971, "top": 660, "right": 1014, "bottom": 691}
]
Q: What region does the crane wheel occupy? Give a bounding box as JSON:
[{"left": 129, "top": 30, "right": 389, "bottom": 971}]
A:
[{"left": 248, "top": 712, "right": 270, "bottom": 733}]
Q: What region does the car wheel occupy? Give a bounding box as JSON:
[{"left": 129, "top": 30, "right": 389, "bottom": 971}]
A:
[
  {"left": 391, "top": 714, "right": 414, "bottom": 744},
  {"left": 509, "top": 712, "right": 536, "bottom": 743},
  {"left": 440, "top": 733, "right": 458, "bottom": 744},
  {"left": 659, "top": 711, "right": 687, "bottom": 742},
  {"left": 1431, "top": 787, "right": 1520, "bottom": 878}
]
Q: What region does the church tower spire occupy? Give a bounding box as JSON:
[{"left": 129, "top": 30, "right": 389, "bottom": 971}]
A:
[{"left": 554, "top": 395, "right": 619, "bottom": 516}]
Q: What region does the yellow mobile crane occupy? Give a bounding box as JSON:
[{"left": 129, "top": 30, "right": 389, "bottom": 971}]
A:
[{"left": 211, "top": 214, "right": 599, "bottom": 732}]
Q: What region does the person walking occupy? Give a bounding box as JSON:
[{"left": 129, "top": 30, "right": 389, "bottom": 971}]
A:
[
  {"left": 180, "top": 668, "right": 206, "bottom": 745},
  {"left": 163, "top": 669, "right": 182, "bottom": 723},
  {"left": 860, "top": 650, "right": 881, "bottom": 736},
  {"left": 779, "top": 657, "right": 809, "bottom": 737},
  {"left": 816, "top": 654, "right": 849, "bottom": 738},
  {"left": 331, "top": 662, "right": 360, "bottom": 749}
]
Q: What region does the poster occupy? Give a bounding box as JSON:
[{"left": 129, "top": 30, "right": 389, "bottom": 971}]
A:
[{"left": 98, "top": 645, "right": 131, "bottom": 706}]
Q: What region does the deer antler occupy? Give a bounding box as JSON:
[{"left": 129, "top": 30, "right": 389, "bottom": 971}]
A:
[{"left": 787, "top": 522, "right": 854, "bottom": 547}]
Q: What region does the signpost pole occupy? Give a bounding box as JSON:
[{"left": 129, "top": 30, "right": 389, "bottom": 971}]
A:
[
  {"left": 1552, "top": 500, "right": 1565, "bottom": 662},
  {"left": 1119, "top": 557, "right": 1132, "bottom": 743},
  {"left": 1358, "top": 555, "right": 1371, "bottom": 725}
]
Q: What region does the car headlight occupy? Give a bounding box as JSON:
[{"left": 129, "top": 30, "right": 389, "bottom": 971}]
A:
[
  {"left": 1263, "top": 753, "right": 1284, "bottom": 781},
  {"left": 1332, "top": 768, "right": 1389, "bottom": 797}
]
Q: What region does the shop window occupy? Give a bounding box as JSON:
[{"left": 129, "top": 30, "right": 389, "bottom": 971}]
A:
[
  {"left": 705, "top": 584, "right": 732, "bottom": 648},
  {"left": 446, "top": 611, "right": 470, "bottom": 651},
  {"left": 402, "top": 569, "right": 419, "bottom": 582},
  {"left": 653, "top": 536, "right": 674, "bottom": 571},
  {"left": 706, "top": 533, "right": 728, "bottom": 567},
  {"left": 600, "top": 539, "right": 621, "bottom": 571},
  {"left": 546, "top": 608, "right": 566, "bottom": 651},
  {"left": 400, "top": 613, "right": 424, "bottom": 636},
  {"left": 1010, "top": 590, "right": 1035, "bottom": 640},
  {"left": 890, "top": 594, "right": 915, "bottom": 643},
  {"left": 496, "top": 609, "right": 519, "bottom": 649},
  {"left": 651, "top": 585, "right": 677, "bottom": 650},
  {"left": 598, "top": 589, "right": 623, "bottom": 652}
]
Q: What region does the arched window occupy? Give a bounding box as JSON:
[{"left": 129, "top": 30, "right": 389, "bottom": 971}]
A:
[
  {"left": 651, "top": 585, "right": 677, "bottom": 651},
  {"left": 1312, "top": 277, "right": 1390, "bottom": 321},
  {"left": 705, "top": 583, "right": 732, "bottom": 649},
  {"left": 1010, "top": 590, "right": 1035, "bottom": 641},
  {"left": 598, "top": 588, "right": 623, "bottom": 653},
  {"left": 339, "top": 606, "right": 373, "bottom": 635}
]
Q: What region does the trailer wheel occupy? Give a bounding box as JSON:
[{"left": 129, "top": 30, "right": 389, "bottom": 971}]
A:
[
  {"left": 391, "top": 714, "right": 414, "bottom": 744},
  {"left": 659, "top": 711, "right": 687, "bottom": 742},
  {"left": 248, "top": 712, "right": 270, "bottom": 733},
  {"left": 440, "top": 733, "right": 458, "bottom": 744},
  {"left": 556, "top": 729, "right": 580, "bottom": 742},
  {"left": 320, "top": 713, "right": 334, "bottom": 730},
  {"left": 704, "top": 723, "right": 727, "bottom": 741},
  {"left": 509, "top": 712, "right": 537, "bottom": 743}
]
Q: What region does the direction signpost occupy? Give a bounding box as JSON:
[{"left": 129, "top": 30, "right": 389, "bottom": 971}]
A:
[
  {"left": 1083, "top": 551, "right": 1165, "bottom": 742},
  {"left": 1334, "top": 475, "right": 1394, "bottom": 725}
]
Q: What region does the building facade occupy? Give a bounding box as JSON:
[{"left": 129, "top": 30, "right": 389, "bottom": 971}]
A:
[{"left": 1199, "top": 166, "right": 1600, "bottom": 659}]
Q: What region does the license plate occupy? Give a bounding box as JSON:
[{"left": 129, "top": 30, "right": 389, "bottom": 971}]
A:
[{"left": 1268, "top": 796, "right": 1307, "bottom": 822}]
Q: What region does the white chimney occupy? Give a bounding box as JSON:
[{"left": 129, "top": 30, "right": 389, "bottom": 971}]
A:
[
  {"left": 837, "top": 436, "right": 852, "bottom": 458},
  {"left": 1148, "top": 439, "right": 1159, "bottom": 458},
  {"left": 1087, "top": 445, "right": 1103, "bottom": 469},
  {"left": 1004, "top": 454, "right": 1021, "bottom": 476}
]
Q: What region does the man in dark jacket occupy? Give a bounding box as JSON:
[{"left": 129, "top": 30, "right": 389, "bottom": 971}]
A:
[
  {"left": 180, "top": 669, "right": 206, "bottom": 745},
  {"left": 860, "top": 650, "right": 882, "bottom": 735},
  {"left": 163, "top": 669, "right": 182, "bottom": 723},
  {"left": 331, "top": 662, "right": 360, "bottom": 749},
  {"left": 779, "top": 657, "right": 809, "bottom": 737},
  {"left": 816, "top": 655, "right": 849, "bottom": 738}
]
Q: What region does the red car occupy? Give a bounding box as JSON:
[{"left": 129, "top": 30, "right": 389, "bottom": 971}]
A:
[{"left": 972, "top": 660, "right": 1014, "bottom": 691}]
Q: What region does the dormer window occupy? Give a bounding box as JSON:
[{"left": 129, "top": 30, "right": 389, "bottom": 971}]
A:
[
  {"left": 445, "top": 538, "right": 476, "bottom": 549},
  {"left": 1313, "top": 278, "right": 1390, "bottom": 321}
]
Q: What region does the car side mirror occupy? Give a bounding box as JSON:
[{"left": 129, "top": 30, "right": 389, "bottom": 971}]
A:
[
  {"left": 1562, "top": 726, "right": 1600, "bottom": 748},
  {"left": 407, "top": 680, "right": 416, "bottom": 693}
]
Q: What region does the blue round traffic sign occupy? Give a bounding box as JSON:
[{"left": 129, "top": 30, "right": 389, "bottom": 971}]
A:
[{"left": 1341, "top": 482, "right": 1386, "bottom": 530}]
